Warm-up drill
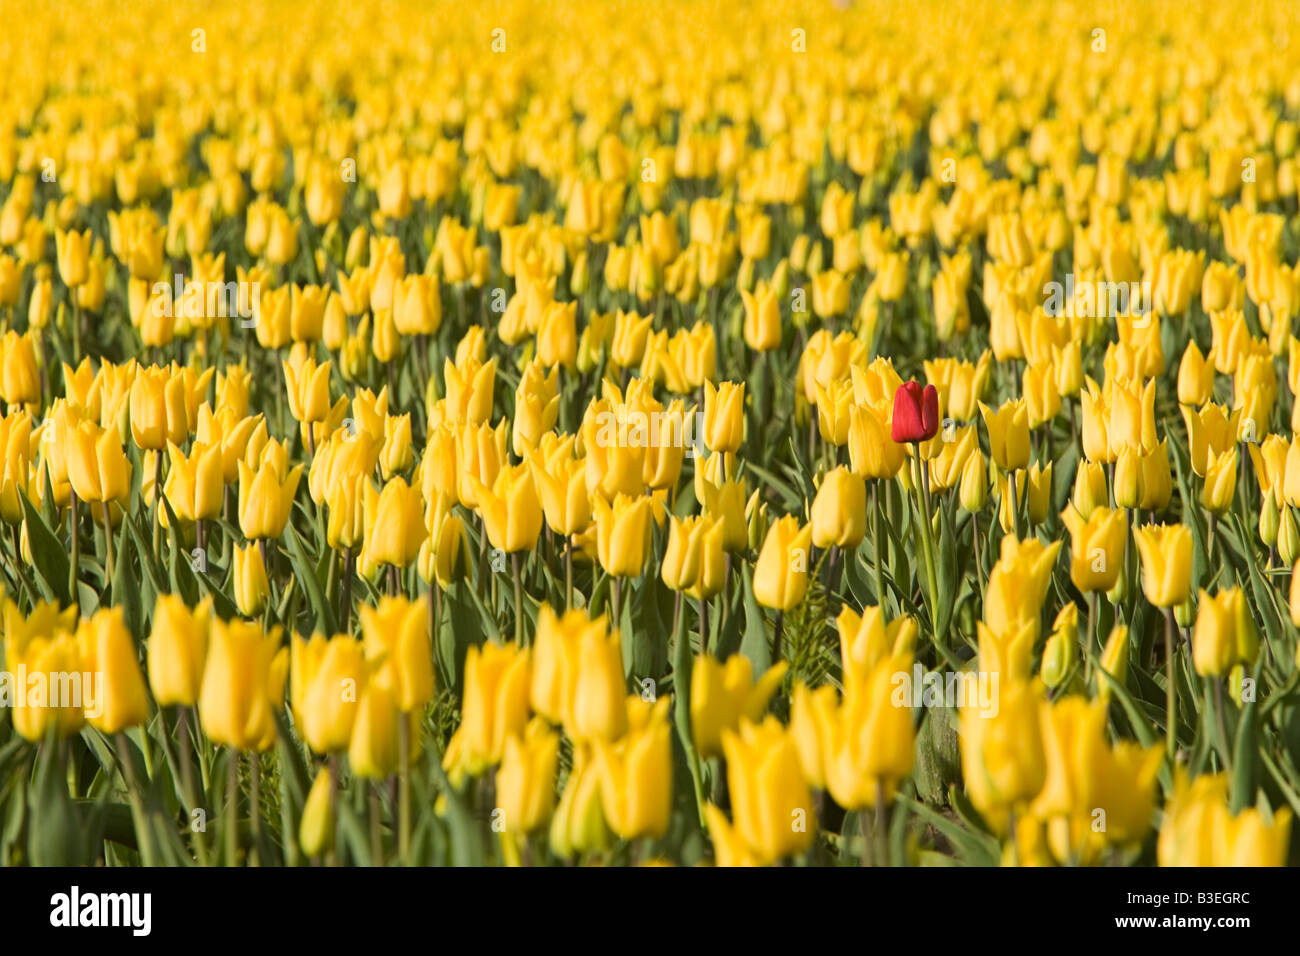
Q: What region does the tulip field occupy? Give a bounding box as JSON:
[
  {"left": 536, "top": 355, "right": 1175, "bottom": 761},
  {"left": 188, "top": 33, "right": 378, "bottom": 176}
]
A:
[{"left": 2, "top": 0, "right": 1300, "bottom": 870}]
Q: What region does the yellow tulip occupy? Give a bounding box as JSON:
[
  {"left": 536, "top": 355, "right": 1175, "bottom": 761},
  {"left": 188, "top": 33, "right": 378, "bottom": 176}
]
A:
[
  {"left": 690, "top": 653, "right": 788, "bottom": 759},
  {"left": 1201, "top": 446, "right": 1237, "bottom": 516},
  {"left": 237, "top": 456, "right": 303, "bottom": 540},
  {"left": 164, "top": 440, "right": 224, "bottom": 522},
  {"left": 848, "top": 402, "right": 906, "bottom": 479},
  {"left": 721, "top": 716, "right": 816, "bottom": 863},
  {"left": 496, "top": 718, "right": 560, "bottom": 834},
  {"left": 837, "top": 604, "right": 917, "bottom": 700},
  {"left": 1061, "top": 505, "right": 1127, "bottom": 593},
  {"left": 299, "top": 768, "right": 334, "bottom": 857},
  {"left": 0, "top": 331, "right": 40, "bottom": 407},
  {"left": 67, "top": 421, "right": 132, "bottom": 504},
  {"left": 1177, "top": 341, "right": 1215, "bottom": 406},
  {"left": 979, "top": 398, "right": 1030, "bottom": 471},
  {"left": 291, "top": 632, "right": 368, "bottom": 754},
  {"left": 233, "top": 542, "right": 270, "bottom": 617},
  {"left": 595, "top": 697, "right": 672, "bottom": 840},
  {"left": 348, "top": 668, "right": 413, "bottom": 779},
  {"left": 512, "top": 361, "right": 560, "bottom": 457},
  {"left": 473, "top": 463, "right": 544, "bottom": 555},
  {"left": 364, "top": 476, "right": 425, "bottom": 566},
  {"left": 983, "top": 535, "right": 1062, "bottom": 641},
  {"left": 1192, "top": 588, "right": 1258, "bottom": 678},
  {"left": 147, "top": 594, "right": 212, "bottom": 708},
  {"left": 549, "top": 745, "right": 612, "bottom": 859},
  {"left": 55, "top": 227, "right": 92, "bottom": 287},
  {"left": 593, "top": 492, "right": 651, "bottom": 578},
  {"left": 752, "top": 515, "right": 812, "bottom": 611},
  {"left": 959, "top": 677, "right": 1045, "bottom": 830},
  {"left": 571, "top": 624, "right": 628, "bottom": 744},
  {"left": 199, "top": 618, "right": 287, "bottom": 752},
  {"left": 443, "top": 641, "right": 531, "bottom": 778},
  {"left": 741, "top": 282, "right": 781, "bottom": 351},
  {"left": 360, "top": 596, "right": 434, "bottom": 712},
  {"left": 1133, "top": 523, "right": 1193, "bottom": 607},
  {"left": 702, "top": 381, "right": 745, "bottom": 453},
  {"left": 9, "top": 630, "right": 86, "bottom": 742},
  {"left": 810, "top": 466, "right": 866, "bottom": 549}
]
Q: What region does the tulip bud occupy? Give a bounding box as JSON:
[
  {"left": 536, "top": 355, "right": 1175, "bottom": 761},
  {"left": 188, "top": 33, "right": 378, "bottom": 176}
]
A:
[
  {"left": 1097, "top": 624, "right": 1129, "bottom": 700},
  {"left": 549, "top": 746, "right": 612, "bottom": 859},
  {"left": 299, "top": 768, "right": 334, "bottom": 858},
  {"left": 233, "top": 542, "right": 270, "bottom": 616},
  {"left": 1073, "top": 460, "right": 1109, "bottom": 518},
  {"left": 1281, "top": 507, "right": 1300, "bottom": 566},
  {"left": 570, "top": 251, "right": 590, "bottom": 296},
  {"left": 1260, "top": 493, "right": 1280, "bottom": 548},
  {"left": 1290, "top": 560, "right": 1300, "bottom": 628},
  {"left": 1113, "top": 445, "right": 1140, "bottom": 509},
  {"left": 958, "top": 450, "right": 988, "bottom": 512},
  {"left": 1026, "top": 462, "right": 1053, "bottom": 525},
  {"left": 1041, "top": 629, "right": 1074, "bottom": 688}
]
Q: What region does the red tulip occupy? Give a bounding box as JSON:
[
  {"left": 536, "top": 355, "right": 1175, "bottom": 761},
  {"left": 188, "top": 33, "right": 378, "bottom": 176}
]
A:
[{"left": 891, "top": 382, "right": 939, "bottom": 443}]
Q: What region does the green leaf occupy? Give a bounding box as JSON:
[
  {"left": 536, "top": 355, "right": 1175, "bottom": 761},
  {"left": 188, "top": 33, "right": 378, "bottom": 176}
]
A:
[
  {"left": 28, "top": 735, "right": 86, "bottom": 865},
  {"left": 285, "top": 524, "right": 337, "bottom": 635},
  {"left": 20, "top": 491, "right": 70, "bottom": 605},
  {"left": 123, "top": 510, "right": 168, "bottom": 598},
  {"left": 898, "top": 792, "right": 998, "bottom": 866},
  {"left": 1230, "top": 659, "right": 1262, "bottom": 815},
  {"left": 161, "top": 497, "right": 199, "bottom": 606},
  {"left": 738, "top": 564, "right": 772, "bottom": 674},
  {"left": 114, "top": 516, "right": 145, "bottom": 643}
]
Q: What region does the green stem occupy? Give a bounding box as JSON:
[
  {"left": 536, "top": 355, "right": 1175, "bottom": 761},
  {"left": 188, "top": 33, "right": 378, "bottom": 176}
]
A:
[
  {"left": 68, "top": 491, "right": 80, "bottom": 609},
  {"left": 340, "top": 547, "right": 354, "bottom": 635},
  {"left": 871, "top": 482, "right": 887, "bottom": 608},
  {"left": 249, "top": 751, "right": 261, "bottom": 866},
  {"left": 910, "top": 453, "right": 939, "bottom": 633},
  {"left": 176, "top": 707, "right": 208, "bottom": 866},
  {"left": 101, "top": 501, "right": 115, "bottom": 586},
  {"left": 115, "top": 733, "right": 156, "bottom": 866},
  {"left": 1085, "top": 591, "right": 1097, "bottom": 685},
  {"left": 512, "top": 551, "right": 524, "bottom": 645},
  {"left": 398, "top": 718, "right": 411, "bottom": 866},
  {"left": 152, "top": 449, "right": 163, "bottom": 556},
  {"left": 225, "top": 750, "right": 239, "bottom": 866},
  {"left": 565, "top": 538, "right": 574, "bottom": 611},
  {"left": 874, "top": 780, "right": 888, "bottom": 867},
  {"left": 370, "top": 784, "right": 384, "bottom": 866},
  {"left": 1213, "top": 677, "right": 1233, "bottom": 772},
  {"left": 1163, "top": 608, "right": 1178, "bottom": 764},
  {"left": 327, "top": 753, "right": 340, "bottom": 866},
  {"left": 699, "top": 595, "right": 709, "bottom": 656}
]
